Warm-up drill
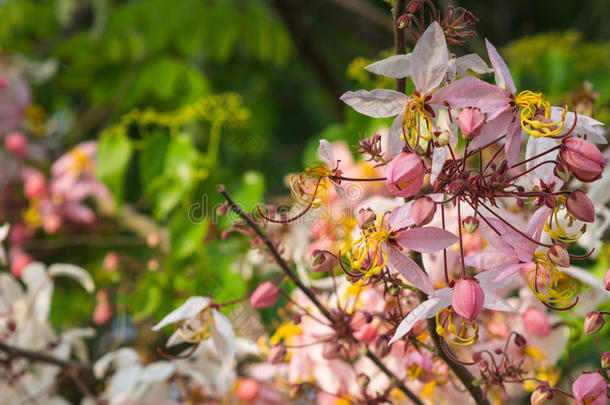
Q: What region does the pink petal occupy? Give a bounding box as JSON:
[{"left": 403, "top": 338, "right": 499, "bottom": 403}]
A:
[
  {"left": 468, "top": 111, "right": 514, "bottom": 150},
  {"left": 430, "top": 76, "right": 510, "bottom": 116},
  {"left": 411, "top": 22, "right": 448, "bottom": 92},
  {"left": 464, "top": 252, "right": 519, "bottom": 270},
  {"left": 386, "top": 244, "right": 434, "bottom": 295},
  {"left": 395, "top": 227, "right": 458, "bottom": 253},
  {"left": 504, "top": 117, "right": 523, "bottom": 166},
  {"left": 485, "top": 39, "right": 516, "bottom": 94},
  {"left": 388, "top": 201, "right": 415, "bottom": 230}
]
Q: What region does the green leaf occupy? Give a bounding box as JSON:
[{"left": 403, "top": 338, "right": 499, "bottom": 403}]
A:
[
  {"left": 169, "top": 210, "right": 209, "bottom": 259},
  {"left": 97, "top": 130, "right": 133, "bottom": 205},
  {"left": 139, "top": 130, "right": 169, "bottom": 188}
]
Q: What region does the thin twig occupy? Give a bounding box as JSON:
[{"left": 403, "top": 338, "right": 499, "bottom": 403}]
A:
[
  {"left": 217, "top": 184, "right": 424, "bottom": 405},
  {"left": 0, "top": 341, "right": 91, "bottom": 372},
  {"left": 393, "top": 0, "right": 407, "bottom": 93}
]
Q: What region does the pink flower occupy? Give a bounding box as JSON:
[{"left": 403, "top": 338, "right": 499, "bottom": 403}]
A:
[
  {"left": 4, "top": 132, "right": 27, "bottom": 157},
  {"left": 457, "top": 107, "right": 485, "bottom": 138},
  {"left": 560, "top": 137, "right": 606, "bottom": 182},
  {"left": 251, "top": 281, "right": 280, "bottom": 308},
  {"left": 522, "top": 307, "right": 551, "bottom": 337},
  {"left": 385, "top": 152, "right": 425, "bottom": 197},
  {"left": 452, "top": 278, "right": 485, "bottom": 321},
  {"left": 572, "top": 372, "right": 607, "bottom": 405}
]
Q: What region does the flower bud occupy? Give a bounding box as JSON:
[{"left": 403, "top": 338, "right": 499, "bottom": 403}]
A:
[
  {"left": 385, "top": 152, "right": 425, "bottom": 198},
  {"left": 357, "top": 373, "right": 371, "bottom": 387},
  {"left": 23, "top": 170, "right": 46, "bottom": 199},
  {"left": 4, "top": 132, "right": 27, "bottom": 157},
  {"left": 250, "top": 281, "right": 280, "bottom": 308},
  {"left": 268, "top": 343, "right": 287, "bottom": 364},
  {"left": 566, "top": 190, "right": 595, "bottom": 223},
  {"left": 216, "top": 203, "right": 228, "bottom": 216},
  {"left": 412, "top": 196, "right": 436, "bottom": 226},
  {"left": 462, "top": 216, "right": 479, "bottom": 233},
  {"left": 572, "top": 372, "right": 607, "bottom": 405},
  {"left": 530, "top": 385, "right": 553, "bottom": 405},
  {"left": 554, "top": 161, "right": 571, "bottom": 183},
  {"left": 584, "top": 311, "right": 605, "bottom": 335},
  {"left": 457, "top": 108, "right": 485, "bottom": 138},
  {"left": 451, "top": 278, "right": 485, "bottom": 322},
  {"left": 514, "top": 333, "right": 527, "bottom": 347},
  {"left": 93, "top": 290, "right": 113, "bottom": 325},
  {"left": 396, "top": 14, "right": 411, "bottom": 29},
  {"left": 312, "top": 249, "right": 335, "bottom": 272},
  {"left": 357, "top": 208, "right": 376, "bottom": 229},
  {"left": 601, "top": 352, "right": 610, "bottom": 369},
  {"left": 560, "top": 137, "right": 606, "bottom": 182},
  {"left": 237, "top": 378, "right": 259, "bottom": 401},
  {"left": 406, "top": 0, "right": 421, "bottom": 13},
  {"left": 604, "top": 268, "right": 610, "bottom": 291},
  {"left": 523, "top": 307, "right": 551, "bottom": 337},
  {"left": 548, "top": 243, "right": 570, "bottom": 268},
  {"left": 479, "top": 360, "right": 488, "bottom": 372}
]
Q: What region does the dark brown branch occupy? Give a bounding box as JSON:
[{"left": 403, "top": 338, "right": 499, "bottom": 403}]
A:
[
  {"left": 393, "top": 0, "right": 407, "bottom": 93},
  {"left": 412, "top": 253, "right": 490, "bottom": 405},
  {"left": 0, "top": 341, "right": 91, "bottom": 372},
  {"left": 217, "top": 184, "right": 424, "bottom": 405}
]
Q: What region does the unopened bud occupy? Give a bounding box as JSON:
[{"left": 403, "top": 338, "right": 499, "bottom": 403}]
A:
[
  {"left": 548, "top": 243, "right": 570, "bottom": 268},
  {"left": 412, "top": 196, "right": 437, "bottom": 226},
  {"left": 480, "top": 360, "right": 488, "bottom": 372},
  {"left": 601, "top": 352, "right": 610, "bottom": 368},
  {"left": 396, "top": 14, "right": 410, "bottom": 29},
  {"left": 250, "top": 281, "right": 280, "bottom": 308},
  {"left": 452, "top": 278, "right": 485, "bottom": 322},
  {"left": 357, "top": 373, "right": 370, "bottom": 387},
  {"left": 566, "top": 190, "right": 595, "bottom": 223},
  {"left": 545, "top": 195, "right": 557, "bottom": 209},
  {"left": 462, "top": 216, "right": 479, "bottom": 233},
  {"left": 406, "top": 0, "right": 421, "bottom": 13},
  {"left": 514, "top": 333, "right": 527, "bottom": 347},
  {"left": 216, "top": 203, "right": 229, "bottom": 216},
  {"left": 560, "top": 136, "right": 606, "bottom": 182},
  {"left": 357, "top": 208, "right": 376, "bottom": 229},
  {"left": 604, "top": 268, "right": 610, "bottom": 291},
  {"left": 530, "top": 385, "right": 553, "bottom": 405},
  {"left": 458, "top": 107, "right": 485, "bottom": 138},
  {"left": 435, "top": 130, "right": 450, "bottom": 147},
  {"left": 312, "top": 249, "right": 335, "bottom": 272},
  {"left": 584, "top": 311, "right": 605, "bottom": 335}
]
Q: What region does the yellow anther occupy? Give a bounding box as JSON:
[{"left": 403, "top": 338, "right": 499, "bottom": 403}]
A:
[
  {"left": 527, "top": 252, "right": 576, "bottom": 305},
  {"left": 544, "top": 195, "right": 586, "bottom": 244},
  {"left": 346, "top": 225, "right": 392, "bottom": 284},
  {"left": 402, "top": 92, "right": 434, "bottom": 148},
  {"left": 175, "top": 309, "right": 216, "bottom": 343},
  {"left": 515, "top": 90, "right": 567, "bottom": 138},
  {"left": 289, "top": 162, "right": 333, "bottom": 207},
  {"left": 435, "top": 307, "right": 479, "bottom": 346}
]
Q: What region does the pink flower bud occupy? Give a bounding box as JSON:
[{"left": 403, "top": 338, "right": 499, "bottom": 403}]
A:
[
  {"left": 312, "top": 249, "right": 335, "bottom": 272},
  {"left": 514, "top": 333, "right": 527, "bottom": 347},
  {"left": 451, "top": 278, "right": 485, "bottom": 322},
  {"left": 412, "top": 196, "right": 437, "bottom": 226},
  {"left": 357, "top": 208, "right": 376, "bottom": 229},
  {"left": 566, "top": 190, "right": 595, "bottom": 223},
  {"left": 396, "top": 14, "right": 411, "bottom": 29},
  {"left": 4, "top": 132, "right": 27, "bottom": 157},
  {"left": 93, "top": 291, "right": 113, "bottom": 325},
  {"left": 237, "top": 378, "right": 260, "bottom": 401},
  {"left": 457, "top": 108, "right": 485, "bottom": 138},
  {"left": 23, "top": 170, "right": 46, "bottom": 199},
  {"left": 572, "top": 372, "right": 607, "bottom": 405},
  {"left": 385, "top": 152, "right": 425, "bottom": 198},
  {"left": 523, "top": 307, "right": 551, "bottom": 337},
  {"left": 10, "top": 251, "right": 32, "bottom": 279},
  {"left": 103, "top": 252, "right": 120, "bottom": 272},
  {"left": 547, "top": 243, "right": 569, "bottom": 268},
  {"left": 604, "top": 268, "right": 610, "bottom": 291},
  {"left": 530, "top": 385, "right": 553, "bottom": 405},
  {"left": 406, "top": 1, "right": 421, "bottom": 13},
  {"left": 250, "top": 281, "right": 280, "bottom": 308},
  {"left": 601, "top": 352, "right": 610, "bottom": 369},
  {"left": 584, "top": 311, "right": 605, "bottom": 335},
  {"left": 560, "top": 137, "right": 606, "bottom": 182},
  {"left": 462, "top": 216, "right": 479, "bottom": 233}
]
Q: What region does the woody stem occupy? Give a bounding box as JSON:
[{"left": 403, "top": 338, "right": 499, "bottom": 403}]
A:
[{"left": 218, "top": 185, "right": 424, "bottom": 405}]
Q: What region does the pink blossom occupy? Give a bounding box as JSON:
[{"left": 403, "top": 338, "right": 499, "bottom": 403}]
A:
[
  {"left": 251, "top": 281, "right": 280, "bottom": 308},
  {"left": 4, "top": 131, "right": 27, "bottom": 157},
  {"left": 572, "top": 372, "right": 607, "bottom": 405},
  {"left": 385, "top": 152, "right": 425, "bottom": 197},
  {"left": 452, "top": 278, "right": 485, "bottom": 321},
  {"left": 522, "top": 307, "right": 551, "bottom": 337},
  {"left": 457, "top": 107, "right": 485, "bottom": 137}
]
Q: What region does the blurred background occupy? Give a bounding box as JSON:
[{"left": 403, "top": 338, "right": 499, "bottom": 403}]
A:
[{"left": 0, "top": 0, "right": 609, "bottom": 372}]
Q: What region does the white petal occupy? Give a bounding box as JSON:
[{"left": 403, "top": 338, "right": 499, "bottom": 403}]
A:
[
  {"left": 340, "top": 89, "right": 407, "bottom": 118},
  {"left": 551, "top": 108, "right": 606, "bottom": 144},
  {"left": 211, "top": 309, "right": 236, "bottom": 364},
  {"left": 483, "top": 291, "right": 514, "bottom": 311},
  {"left": 389, "top": 297, "right": 447, "bottom": 344},
  {"left": 562, "top": 266, "right": 609, "bottom": 292},
  {"left": 365, "top": 54, "right": 412, "bottom": 78},
  {"left": 430, "top": 146, "right": 448, "bottom": 185},
  {"left": 386, "top": 113, "right": 405, "bottom": 158},
  {"left": 140, "top": 361, "right": 175, "bottom": 382},
  {"left": 386, "top": 244, "right": 434, "bottom": 295},
  {"left": 388, "top": 201, "right": 415, "bottom": 230},
  {"left": 455, "top": 53, "right": 492, "bottom": 75},
  {"left": 318, "top": 139, "right": 335, "bottom": 167},
  {"left": 485, "top": 39, "right": 516, "bottom": 94},
  {"left": 525, "top": 135, "right": 560, "bottom": 185},
  {"left": 411, "top": 22, "right": 448, "bottom": 92},
  {"left": 48, "top": 263, "right": 95, "bottom": 293},
  {"left": 152, "top": 296, "right": 210, "bottom": 330},
  {"left": 0, "top": 223, "right": 9, "bottom": 242}
]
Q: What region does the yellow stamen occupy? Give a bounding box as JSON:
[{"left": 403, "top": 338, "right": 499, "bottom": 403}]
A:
[
  {"left": 526, "top": 252, "right": 576, "bottom": 305},
  {"left": 435, "top": 307, "right": 479, "bottom": 346},
  {"left": 346, "top": 225, "right": 392, "bottom": 284},
  {"left": 544, "top": 195, "right": 586, "bottom": 244},
  {"left": 175, "top": 309, "right": 216, "bottom": 343},
  {"left": 402, "top": 92, "right": 434, "bottom": 148},
  {"left": 515, "top": 90, "right": 567, "bottom": 138},
  {"left": 289, "top": 162, "right": 333, "bottom": 207},
  {"left": 69, "top": 147, "right": 95, "bottom": 175}
]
